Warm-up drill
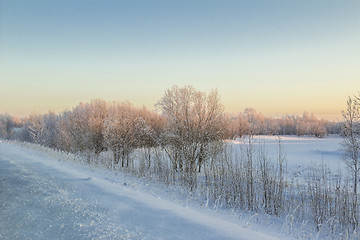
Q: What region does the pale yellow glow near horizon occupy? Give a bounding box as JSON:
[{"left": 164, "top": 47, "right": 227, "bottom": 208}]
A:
[
  {"left": 0, "top": 37, "right": 357, "bottom": 121},
  {"left": 0, "top": 82, "right": 350, "bottom": 122},
  {"left": 1, "top": 0, "right": 359, "bottom": 122}
]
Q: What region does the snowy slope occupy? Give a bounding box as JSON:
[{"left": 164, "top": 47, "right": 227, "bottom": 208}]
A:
[{"left": 0, "top": 141, "right": 285, "bottom": 240}]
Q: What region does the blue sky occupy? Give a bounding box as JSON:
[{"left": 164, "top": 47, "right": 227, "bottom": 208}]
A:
[{"left": 1, "top": 0, "right": 359, "bottom": 119}]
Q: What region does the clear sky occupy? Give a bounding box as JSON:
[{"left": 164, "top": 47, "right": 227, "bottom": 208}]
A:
[{"left": 1, "top": 0, "right": 359, "bottom": 120}]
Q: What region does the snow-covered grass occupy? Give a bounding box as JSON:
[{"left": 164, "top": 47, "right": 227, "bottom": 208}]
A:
[{"left": 1, "top": 135, "right": 357, "bottom": 239}]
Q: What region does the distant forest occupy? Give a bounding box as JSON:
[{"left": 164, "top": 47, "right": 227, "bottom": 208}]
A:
[{"left": 0, "top": 87, "right": 341, "bottom": 147}]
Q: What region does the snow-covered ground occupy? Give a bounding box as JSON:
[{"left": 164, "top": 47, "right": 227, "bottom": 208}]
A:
[
  {"left": 228, "top": 135, "right": 345, "bottom": 179},
  {"left": 0, "top": 140, "right": 288, "bottom": 240},
  {"left": 0, "top": 136, "right": 347, "bottom": 239}
]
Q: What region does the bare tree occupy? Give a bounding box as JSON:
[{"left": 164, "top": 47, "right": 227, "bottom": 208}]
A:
[
  {"left": 0, "top": 114, "right": 16, "bottom": 140},
  {"left": 104, "top": 102, "right": 137, "bottom": 168},
  {"left": 156, "top": 85, "right": 226, "bottom": 188},
  {"left": 341, "top": 95, "right": 360, "bottom": 228},
  {"left": 64, "top": 103, "right": 91, "bottom": 153},
  {"left": 87, "top": 99, "right": 107, "bottom": 157},
  {"left": 27, "top": 114, "right": 45, "bottom": 144},
  {"left": 40, "top": 112, "right": 58, "bottom": 148}
]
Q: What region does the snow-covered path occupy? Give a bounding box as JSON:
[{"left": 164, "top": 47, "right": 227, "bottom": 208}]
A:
[{"left": 0, "top": 141, "right": 281, "bottom": 240}]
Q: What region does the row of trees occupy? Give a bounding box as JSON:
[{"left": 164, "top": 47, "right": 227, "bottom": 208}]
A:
[
  {"left": 0, "top": 86, "right": 227, "bottom": 185},
  {"left": 1, "top": 97, "right": 340, "bottom": 149},
  {"left": 227, "top": 108, "right": 340, "bottom": 139},
  {"left": 12, "top": 100, "right": 164, "bottom": 166},
  {"left": 0, "top": 86, "right": 359, "bottom": 238}
]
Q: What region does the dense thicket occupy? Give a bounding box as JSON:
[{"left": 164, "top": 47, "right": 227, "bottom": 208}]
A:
[{"left": 0, "top": 86, "right": 357, "bottom": 238}]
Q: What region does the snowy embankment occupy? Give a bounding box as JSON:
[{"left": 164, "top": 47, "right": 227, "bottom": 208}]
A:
[{"left": 0, "top": 140, "right": 285, "bottom": 240}]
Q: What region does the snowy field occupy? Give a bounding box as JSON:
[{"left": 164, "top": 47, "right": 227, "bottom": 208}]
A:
[
  {"left": 229, "top": 135, "right": 345, "bottom": 178},
  {"left": 0, "top": 136, "right": 346, "bottom": 239}
]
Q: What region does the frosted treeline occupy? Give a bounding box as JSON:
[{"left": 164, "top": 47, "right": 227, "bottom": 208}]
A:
[
  {"left": 0, "top": 99, "right": 341, "bottom": 145},
  {"left": 228, "top": 108, "right": 341, "bottom": 138},
  {"left": 0, "top": 86, "right": 358, "bottom": 239}
]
